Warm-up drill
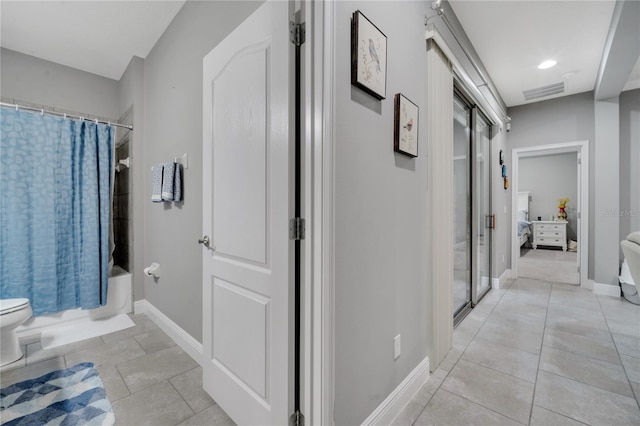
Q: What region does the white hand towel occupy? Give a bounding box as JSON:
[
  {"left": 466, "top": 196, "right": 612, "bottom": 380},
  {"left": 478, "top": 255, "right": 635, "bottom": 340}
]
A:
[
  {"left": 151, "top": 165, "right": 164, "bottom": 203},
  {"left": 161, "top": 161, "right": 175, "bottom": 201}
]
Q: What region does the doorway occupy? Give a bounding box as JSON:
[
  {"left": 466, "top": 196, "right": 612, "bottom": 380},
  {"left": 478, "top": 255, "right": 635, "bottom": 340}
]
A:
[
  {"left": 511, "top": 141, "right": 589, "bottom": 288},
  {"left": 453, "top": 87, "right": 493, "bottom": 325}
]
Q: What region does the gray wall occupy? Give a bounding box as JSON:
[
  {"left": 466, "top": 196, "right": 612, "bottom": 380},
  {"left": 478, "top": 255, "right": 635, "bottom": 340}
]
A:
[
  {"left": 519, "top": 153, "right": 578, "bottom": 240},
  {"left": 619, "top": 89, "right": 640, "bottom": 250},
  {"left": 491, "top": 126, "right": 509, "bottom": 279},
  {"left": 508, "top": 91, "right": 596, "bottom": 278},
  {"left": 141, "top": 0, "right": 263, "bottom": 342},
  {"left": 0, "top": 48, "right": 120, "bottom": 120},
  {"left": 332, "top": 2, "right": 429, "bottom": 424}
]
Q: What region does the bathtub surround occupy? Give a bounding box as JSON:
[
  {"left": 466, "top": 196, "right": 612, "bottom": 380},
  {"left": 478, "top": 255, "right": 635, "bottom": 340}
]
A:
[{"left": 114, "top": 121, "right": 132, "bottom": 273}]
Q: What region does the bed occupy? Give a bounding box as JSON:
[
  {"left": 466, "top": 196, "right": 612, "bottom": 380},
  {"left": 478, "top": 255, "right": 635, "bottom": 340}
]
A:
[{"left": 517, "top": 191, "right": 531, "bottom": 247}]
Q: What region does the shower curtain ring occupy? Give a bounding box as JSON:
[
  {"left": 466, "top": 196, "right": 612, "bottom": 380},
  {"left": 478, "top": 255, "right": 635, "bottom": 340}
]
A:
[{"left": 40, "top": 109, "right": 44, "bottom": 116}]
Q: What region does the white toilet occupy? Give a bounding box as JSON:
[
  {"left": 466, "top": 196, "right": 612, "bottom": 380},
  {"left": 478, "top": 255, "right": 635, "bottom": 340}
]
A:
[{"left": 0, "top": 298, "right": 33, "bottom": 367}]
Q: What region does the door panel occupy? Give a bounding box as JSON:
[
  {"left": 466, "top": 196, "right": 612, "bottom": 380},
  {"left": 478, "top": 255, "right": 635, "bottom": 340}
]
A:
[
  {"left": 453, "top": 94, "right": 471, "bottom": 319},
  {"left": 212, "top": 48, "right": 269, "bottom": 265},
  {"left": 202, "top": 2, "right": 291, "bottom": 424},
  {"left": 474, "top": 112, "right": 491, "bottom": 302}
]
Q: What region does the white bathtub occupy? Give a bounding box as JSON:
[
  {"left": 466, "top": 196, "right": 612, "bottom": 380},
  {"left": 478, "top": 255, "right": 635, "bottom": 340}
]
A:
[{"left": 16, "top": 266, "right": 133, "bottom": 344}]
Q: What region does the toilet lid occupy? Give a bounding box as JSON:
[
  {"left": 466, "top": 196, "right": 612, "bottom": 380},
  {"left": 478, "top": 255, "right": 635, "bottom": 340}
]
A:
[{"left": 0, "top": 298, "right": 30, "bottom": 315}]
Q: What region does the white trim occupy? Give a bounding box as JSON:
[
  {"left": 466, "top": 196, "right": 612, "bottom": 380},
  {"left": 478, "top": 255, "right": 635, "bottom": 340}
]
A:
[
  {"left": 511, "top": 140, "right": 589, "bottom": 289},
  {"left": 134, "top": 300, "right": 204, "bottom": 366},
  {"left": 592, "top": 282, "right": 622, "bottom": 297},
  {"left": 304, "top": 0, "right": 335, "bottom": 424},
  {"left": 492, "top": 268, "right": 512, "bottom": 289},
  {"left": 362, "top": 357, "right": 430, "bottom": 426}
]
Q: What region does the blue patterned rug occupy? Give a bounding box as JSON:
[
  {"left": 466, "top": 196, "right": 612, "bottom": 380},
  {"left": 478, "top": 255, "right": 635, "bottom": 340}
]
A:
[{"left": 0, "top": 362, "right": 114, "bottom": 426}]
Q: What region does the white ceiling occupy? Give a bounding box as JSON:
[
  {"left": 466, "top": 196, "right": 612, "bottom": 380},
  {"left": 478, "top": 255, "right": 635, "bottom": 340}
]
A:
[
  {"left": 0, "top": 0, "right": 186, "bottom": 81},
  {"left": 449, "top": 0, "right": 639, "bottom": 107},
  {"left": 1, "top": 0, "right": 637, "bottom": 106}
]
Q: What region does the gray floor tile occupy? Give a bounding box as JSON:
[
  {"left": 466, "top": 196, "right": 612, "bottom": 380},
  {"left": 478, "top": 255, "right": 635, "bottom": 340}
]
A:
[
  {"left": 543, "top": 327, "right": 620, "bottom": 364},
  {"left": 102, "top": 314, "right": 159, "bottom": 343},
  {"left": 606, "top": 316, "right": 640, "bottom": 339},
  {"left": 112, "top": 380, "right": 194, "bottom": 426},
  {"left": 170, "top": 367, "right": 214, "bottom": 413},
  {"left": 393, "top": 400, "right": 424, "bottom": 426},
  {"left": 631, "top": 381, "right": 640, "bottom": 406},
  {"left": 134, "top": 327, "right": 177, "bottom": 354},
  {"left": 441, "top": 359, "right": 534, "bottom": 424},
  {"left": 65, "top": 336, "right": 145, "bottom": 368},
  {"left": 534, "top": 370, "right": 640, "bottom": 425},
  {"left": 453, "top": 325, "right": 477, "bottom": 348},
  {"left": 26, "top": 336, "right": 104, "bottom": 365},
  {"left": 413, "top": 389, "right": 522, "bottom": 426},
  {"left": 0, "top": 356, "right": 65, "bottom": 388},
  {"left": 177, "top": 404, "right": 236, "bottom": 426},
  {"left": 462, "top": 337, "right": 539, "bottom": 383},
  {"left": 96, "top": 364, "right": 130, "bottom": 401},
  {"left": 117, "top": 345, "right": 198, "bottom": 393},
  {"left": 475, "top": 320, "right": 544, "bottom": 354},
  {"left": 613, "top": 332, "right": 640, "bottom": 358},
  {"left": 539, "top": 346, "right": 633, "bottom": 397},
  {"left": 621, "top": 354, "right": 640, "bottom": 384},
  {"left": 488, "top": 308, "right": 546, "bottom": 335},
  {"left": 438, "top": 345, "right": 465, "bottom": 372},
  {"left": 529, "top": 405, "right": 586, "bottom": 426}
]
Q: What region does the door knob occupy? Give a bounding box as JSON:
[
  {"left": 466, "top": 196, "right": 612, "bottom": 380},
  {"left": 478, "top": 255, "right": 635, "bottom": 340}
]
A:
[{"left": 198, "top": 235, "right": 210, "bottom": 247}]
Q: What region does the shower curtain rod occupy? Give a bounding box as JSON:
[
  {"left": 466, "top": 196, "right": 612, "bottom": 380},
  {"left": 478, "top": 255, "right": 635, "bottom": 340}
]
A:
[{"left": 0, "top": 102, "right": 133, "bottom": 130}]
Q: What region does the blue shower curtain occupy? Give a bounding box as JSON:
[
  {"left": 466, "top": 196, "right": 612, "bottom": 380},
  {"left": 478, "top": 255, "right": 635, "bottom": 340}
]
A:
[{"left": 0, "top": 108, "right": 113, "bottom": 316}]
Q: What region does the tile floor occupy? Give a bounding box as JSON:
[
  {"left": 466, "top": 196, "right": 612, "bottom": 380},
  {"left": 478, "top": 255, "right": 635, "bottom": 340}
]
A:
[
  {"left": 2, "top": 278, "right": 639, "bottom": 426},
  {"left": 0, "top": 314, "right": 235, "bottom": 426},
  {"left": 396, "top": 277, "right": 640, "bottom": 426}
]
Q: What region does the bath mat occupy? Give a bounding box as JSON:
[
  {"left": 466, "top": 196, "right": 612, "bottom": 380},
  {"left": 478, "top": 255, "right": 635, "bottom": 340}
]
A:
[
  {"left": 0, "top": 362, "right": 114, "bottom": 426},
  {"left": 40, "top": 314, "right": 135, "bottom": 350}
]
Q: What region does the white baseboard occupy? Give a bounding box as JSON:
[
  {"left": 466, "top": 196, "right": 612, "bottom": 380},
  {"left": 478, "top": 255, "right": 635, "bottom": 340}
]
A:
[
  {"left": 582, "top": 279, "right": 594, "bottom": 291},
  {"left": 362, "top": 357, "right": 430, "bottom": 426},
  {"left": 492, "top": 269, "right": 512, "bottom": 289},
  {"left": 592, "top": 282, "right": 621, "bottom": 298},
  {"left": 134, "top": 300, "right": 204, "bottom": 366}
]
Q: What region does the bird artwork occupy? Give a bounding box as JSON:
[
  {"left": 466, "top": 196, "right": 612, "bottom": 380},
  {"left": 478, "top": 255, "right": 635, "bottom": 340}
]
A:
[
  {"left": 403, "top": 118, "right": 413, "bottom": 133},
  {"left": 368, "top": 39, "right": 381, "bottom": 73}
]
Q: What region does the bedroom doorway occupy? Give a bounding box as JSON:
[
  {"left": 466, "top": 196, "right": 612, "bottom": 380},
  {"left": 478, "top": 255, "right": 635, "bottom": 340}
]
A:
[
  {"left": 512, "top": 141, "right": 589, "bottom": 288},
  {"left": 453, "top": 87, "right": 492, "bottom": 325}
]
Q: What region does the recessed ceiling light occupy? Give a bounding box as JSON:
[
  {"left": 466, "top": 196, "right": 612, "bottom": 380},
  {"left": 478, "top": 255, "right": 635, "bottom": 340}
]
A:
[{"left": 538, "top": 60, "right": 557, "bottom": 70}]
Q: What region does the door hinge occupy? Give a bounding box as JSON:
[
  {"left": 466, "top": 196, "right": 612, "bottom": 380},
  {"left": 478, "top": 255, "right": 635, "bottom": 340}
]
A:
[
  {"left": 289, "top": 410, "right": 305, "bottom": 426},
  {"left": 577, "top": 212, "right": 581, "bottom": 219},
  {"left": 290, "top": 22, "right": 306, "bottom": 46},
  {"left": 289, "top": 217, "right": 305, "bottom": 240},
  {"left": 577, "top": 265, "right": 581, "bottom": 273}
]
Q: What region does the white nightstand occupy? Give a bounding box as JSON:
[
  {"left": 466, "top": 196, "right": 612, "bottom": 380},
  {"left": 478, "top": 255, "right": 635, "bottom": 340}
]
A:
[{"left": 532, "top": 221, "right": 567, "bottom": 251}]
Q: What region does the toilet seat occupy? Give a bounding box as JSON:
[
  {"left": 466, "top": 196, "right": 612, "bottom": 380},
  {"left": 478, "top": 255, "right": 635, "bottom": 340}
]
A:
[{"left": 0, "top": 298, "right": 30, "bottom": 315}]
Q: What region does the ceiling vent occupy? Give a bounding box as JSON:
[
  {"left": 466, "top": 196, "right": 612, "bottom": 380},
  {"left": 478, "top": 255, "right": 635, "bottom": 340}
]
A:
[{"left": 523, "top": 82, "right": 565, "bottom": 101}]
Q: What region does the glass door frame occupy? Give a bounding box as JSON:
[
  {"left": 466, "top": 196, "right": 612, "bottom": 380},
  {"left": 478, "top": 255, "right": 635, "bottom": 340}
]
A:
[{"left": 453, "top": 82, "right": 494, "bottom": 326}]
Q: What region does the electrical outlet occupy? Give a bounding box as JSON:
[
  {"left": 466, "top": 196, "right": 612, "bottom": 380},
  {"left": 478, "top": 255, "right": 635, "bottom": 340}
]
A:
[
  {"left": 502, "top": 254, "right": 505, "bottom": 263},
  {"left": 394, "top": 334, "right": 401, "bottom": 360}
]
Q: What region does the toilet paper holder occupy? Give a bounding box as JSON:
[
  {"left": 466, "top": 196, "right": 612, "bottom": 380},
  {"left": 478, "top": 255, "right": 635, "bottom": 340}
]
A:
[{"left": 144, "top": 263, "right": 160, "bottom": 278}]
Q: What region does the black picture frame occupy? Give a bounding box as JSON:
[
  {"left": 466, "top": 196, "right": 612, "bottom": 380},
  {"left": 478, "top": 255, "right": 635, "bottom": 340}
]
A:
[
  {"left": 351, "top": 10, "right": 387, "bottom": 100},
  {"left": 394, "top": 93, "right": 419, "bottom": 157}
]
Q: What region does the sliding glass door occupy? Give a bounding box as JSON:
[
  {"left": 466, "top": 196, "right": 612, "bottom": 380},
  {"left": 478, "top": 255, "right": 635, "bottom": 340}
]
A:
[
  {"left": 473, "top": 113, "right": 492, "bottom": 302},
  {"left": 453, "top": 87, "right": 492, "bottom": 325},
  {"left": 453, "top": 94, "right": 472, "bottom": 320}
]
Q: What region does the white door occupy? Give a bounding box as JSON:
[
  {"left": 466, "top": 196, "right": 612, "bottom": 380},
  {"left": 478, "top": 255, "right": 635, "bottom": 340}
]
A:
[{"left": 202, "top": 2, "right": 292, "bottom": 424}]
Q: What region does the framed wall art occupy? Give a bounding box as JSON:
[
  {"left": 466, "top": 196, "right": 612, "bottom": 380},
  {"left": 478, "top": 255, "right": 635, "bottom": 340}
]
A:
[
  {"left": 351, "top": 10, "right": 387, "bottom": 100},
  {"left": 394, "top": 93, "right": 419, "bottom": 157}
]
